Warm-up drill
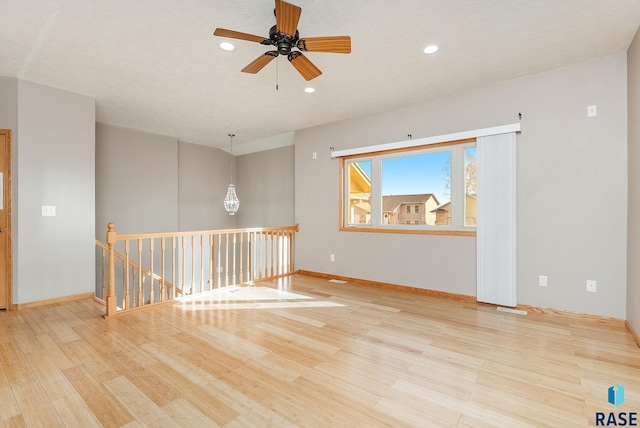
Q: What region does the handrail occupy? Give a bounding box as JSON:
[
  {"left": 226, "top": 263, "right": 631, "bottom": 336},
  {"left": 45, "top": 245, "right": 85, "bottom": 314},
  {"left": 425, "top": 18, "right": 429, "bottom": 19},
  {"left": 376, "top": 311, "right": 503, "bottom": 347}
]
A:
[
  {"left": 114, "top": 224, "right": 299, "bottom": 241},
  {"left": 101, "top": 223, "right": 299, "bottom": 317},
  {"left": 95, "top": 240, "right": 181, "bottom": 299}
]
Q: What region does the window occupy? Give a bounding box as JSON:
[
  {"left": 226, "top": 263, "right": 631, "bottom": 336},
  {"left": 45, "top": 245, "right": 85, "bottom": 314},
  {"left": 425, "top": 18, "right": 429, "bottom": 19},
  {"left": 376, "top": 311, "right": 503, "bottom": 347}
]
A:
[
  {"left": 341, "top": 139, "right": 476, "bottom": 234},
  {"left": 345, "top": 160, "right": 371, "bottom": 225},
  {"left": 464, "top": 147, "right": 477, "bottom": 226}
]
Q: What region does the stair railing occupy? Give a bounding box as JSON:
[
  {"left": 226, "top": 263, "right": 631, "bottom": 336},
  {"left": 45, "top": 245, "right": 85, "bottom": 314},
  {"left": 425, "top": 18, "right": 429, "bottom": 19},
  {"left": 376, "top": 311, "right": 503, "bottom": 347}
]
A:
[{"left": 98, "top": 222, "right": 299, "bottom": 317}]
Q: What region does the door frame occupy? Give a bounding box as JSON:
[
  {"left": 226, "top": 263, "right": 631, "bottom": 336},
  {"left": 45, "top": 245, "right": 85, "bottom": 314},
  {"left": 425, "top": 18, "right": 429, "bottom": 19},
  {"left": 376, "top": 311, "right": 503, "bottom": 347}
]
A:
[{"left": 1, "top": 129, "right": 12, "bottom": 310}]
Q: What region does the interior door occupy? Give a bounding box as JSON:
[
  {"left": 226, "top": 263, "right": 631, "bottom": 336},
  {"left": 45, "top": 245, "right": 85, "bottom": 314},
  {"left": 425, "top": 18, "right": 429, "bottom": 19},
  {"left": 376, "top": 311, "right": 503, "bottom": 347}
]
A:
[{"left": 0, "top": 130, "right": 11, "bottom": 310}]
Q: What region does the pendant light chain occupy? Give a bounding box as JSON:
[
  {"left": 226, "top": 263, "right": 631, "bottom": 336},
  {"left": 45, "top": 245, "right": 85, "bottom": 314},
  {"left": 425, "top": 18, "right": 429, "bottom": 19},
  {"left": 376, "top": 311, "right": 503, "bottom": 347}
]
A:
[{"left": 229, "top": 133, "right": 235, "bottom": 184}]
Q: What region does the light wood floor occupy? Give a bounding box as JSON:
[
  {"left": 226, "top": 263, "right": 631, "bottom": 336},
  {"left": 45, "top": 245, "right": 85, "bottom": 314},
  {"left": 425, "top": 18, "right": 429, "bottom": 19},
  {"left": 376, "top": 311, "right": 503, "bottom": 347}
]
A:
[{"left": 1, "top": 274, "right": 639, "bottom": 427}]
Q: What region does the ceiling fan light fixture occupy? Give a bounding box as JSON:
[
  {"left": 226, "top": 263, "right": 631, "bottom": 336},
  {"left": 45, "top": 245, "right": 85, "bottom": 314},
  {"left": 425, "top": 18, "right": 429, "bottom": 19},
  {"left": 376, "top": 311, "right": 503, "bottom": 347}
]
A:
[
  {"left": 304, "top": 87, "right": 315, "bottom": 93},
  {"left": 219, "top": 41, "right": 235, "bottom": 51},
  {"left": 423, "top": 45, "right": 439, "bottom": 54},
  {"left": 213, "top": 0, "right": 351, "bottom": 81}
]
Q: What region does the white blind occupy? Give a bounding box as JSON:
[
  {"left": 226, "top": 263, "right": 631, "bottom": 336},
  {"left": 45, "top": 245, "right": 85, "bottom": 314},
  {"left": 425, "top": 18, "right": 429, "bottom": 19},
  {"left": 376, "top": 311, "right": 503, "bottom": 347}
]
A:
[{"left": 476, "top": 132, "right": 517, "bottom": 307}]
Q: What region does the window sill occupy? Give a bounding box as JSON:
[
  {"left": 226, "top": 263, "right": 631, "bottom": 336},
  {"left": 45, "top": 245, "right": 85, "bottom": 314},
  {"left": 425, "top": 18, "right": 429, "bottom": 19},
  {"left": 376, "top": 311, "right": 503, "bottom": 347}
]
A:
[{"left": 339, "top": 226, "right": 476, "bottom": 237}]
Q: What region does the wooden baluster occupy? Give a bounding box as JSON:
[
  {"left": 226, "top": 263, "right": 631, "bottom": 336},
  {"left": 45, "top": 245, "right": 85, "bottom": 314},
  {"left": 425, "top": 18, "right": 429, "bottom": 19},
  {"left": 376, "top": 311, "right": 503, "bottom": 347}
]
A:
[
  {"left": 253, "top": 232, "right": 258, "bottom": 280},
  {"left": 171, "top": 237, "right": 176, "bottom": 299},
  {"left": 264, "top": 232, "right": 268, "bottom": 278},
  {"left": 239, "top": 232, "right": 244, "bottom": 284},
  {"left": 273, "top": 230, "right": 277, "bottom": 277},
  {"left": 209, "top": 234, "right": 214, "bottom": 291},
  {"left": 160, "top": 237, "right": 166, "bottom": 302},
  {"left": 138, "top": 239, "right": 143, "bottom": 307},
  {"left": 100, "top": 246, "right": 106, "bottom": 300},
  {"left": 247, "top": 232, "right": 251, "bottom": 282},
  {"left": 105, "top": 223, "right": 117, "bottom": 317},
  {"left": 217, "top": 233, "right": 221, "bottom": 288},
  {"left": 124, "top": 240, "right": 130, "bottom": 309},
  {"left": 277, "top": 230, "right": 282, "bottom": 276},
  {"left": 259, "top": 232, "right": 264, "bottom": 280},
  {"left": 191, "top": 235, "right": 195, "bottom": 294},
  {"left": 264, "top": 231, "right": 268, "bottom": 278},
  {"left": 232, "top": 232, "right": 237, "bottom": 285},
  {"left": 224, "top": 233, "right": 229, "bottom": 287},
  {"left": 253, "top": 232, "right": 257, "bottom": 280},
  {"left": 121, "top": 258, "right": 125, "bottom": 302},
  {"left": 292, "top": 225, "right": 298, "bottom": 273},
  {"left": 181, "top": 236, "right": 186, "bottom": 294},
  {"left": 287, "top": 231, "right": 292, "bottom": 274},
  {"left": 272, "top": 231, "right": 276, "bottom": 277},
  {"left": 281, "top": 230, "right": 284, "bottom": 274},
  {"left": 273, "top": 230, "right": 280, "bottom": 276},
  {"left": 149, "top": 238, "right": 155, "bottom": 304},
  {"left": 271, "top": 231, "right": 275, "bottom": 277},
  {"left": 200, "top": 234, "right": 204, "bottom": 293},
  {"left": 246, "top": 232, "right": 251, "bottom": 283},
  {"left": 281, "top": 230, "right": 286, "bottom": 275},
  {"left": 247, "top": 232, "right": 250, "bottom": 282},
  {"left": 260, "top": 231, "right": 264, "bottom": 280},
  {"left": 265, "top": 232, "right": 270, "bottom": 278},
  {"left": 289, "top": 230, "right": 293, "bottom": 274}
]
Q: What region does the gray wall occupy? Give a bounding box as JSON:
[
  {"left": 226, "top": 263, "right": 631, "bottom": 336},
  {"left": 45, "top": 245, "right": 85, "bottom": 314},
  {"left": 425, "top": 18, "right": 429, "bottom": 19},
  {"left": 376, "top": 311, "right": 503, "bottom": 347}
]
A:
[
  {"left": 0, "top": 79, "right": 95, "bottom": 304},
  {"left": 236, "top": 145, "right": 295, "bottom": 228},
  {"left": 96, "top": 123, "right": 179, "bottom": 236},
  {"left": 178, "top": 141, "right": 236, "bottom": 231},
  {"left": 295, "top": 52, "right": 628, "bottom": 318},
  {"left": 628, "top": 28, "right": 640, "bottom": 335},
  {"left": 96, "top": 123, "right": 237, "bottom": 237}
]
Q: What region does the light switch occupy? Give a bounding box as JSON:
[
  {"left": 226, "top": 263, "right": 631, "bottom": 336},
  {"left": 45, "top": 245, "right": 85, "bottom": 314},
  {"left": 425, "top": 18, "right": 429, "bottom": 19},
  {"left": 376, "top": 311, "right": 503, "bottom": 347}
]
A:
[{"left": 42, "top": 206, "right": 56, "bottom": 216}]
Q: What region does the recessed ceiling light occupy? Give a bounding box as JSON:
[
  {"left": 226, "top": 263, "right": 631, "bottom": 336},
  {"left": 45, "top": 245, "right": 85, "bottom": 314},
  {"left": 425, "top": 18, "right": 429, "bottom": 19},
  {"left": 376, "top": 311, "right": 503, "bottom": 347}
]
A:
[
  {"left": 219, "top": 42, "right": 235, "bottom": 51},
  {"left": 304, "top": 87, "right": 316, "bottom": 93},
  {"left": 423, "top": 45, "right": 439, "bottom": 54}
]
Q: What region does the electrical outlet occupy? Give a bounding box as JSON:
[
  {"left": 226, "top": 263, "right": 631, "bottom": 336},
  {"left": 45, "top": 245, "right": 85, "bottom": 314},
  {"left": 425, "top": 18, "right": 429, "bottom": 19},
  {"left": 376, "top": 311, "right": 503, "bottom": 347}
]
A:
[
  {"left": 586, "top": 280, "right": 597, "bottom": 292},
  {"left": 539, "top": 275, "right": 548, "bottom": 287},
  {"left": 330, "top": 254, "right": 335, "bottom": 262},
  {"left": 587, "top": 105, "right": 597, "bottom": 117}
]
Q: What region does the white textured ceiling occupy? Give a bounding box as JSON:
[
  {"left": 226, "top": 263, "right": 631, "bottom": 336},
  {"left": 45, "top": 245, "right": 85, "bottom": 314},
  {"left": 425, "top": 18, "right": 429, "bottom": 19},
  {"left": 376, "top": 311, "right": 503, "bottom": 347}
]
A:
[{"left": 2, "top": 0, "right": 639, "bottom": 154}]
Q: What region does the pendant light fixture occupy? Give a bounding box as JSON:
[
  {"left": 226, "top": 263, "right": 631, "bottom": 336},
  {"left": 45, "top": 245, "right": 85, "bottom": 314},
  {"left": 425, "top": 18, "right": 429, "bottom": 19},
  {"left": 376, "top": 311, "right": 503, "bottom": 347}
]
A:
[{"left": 223, "top": 133, "right": 239, "bottom": 215}]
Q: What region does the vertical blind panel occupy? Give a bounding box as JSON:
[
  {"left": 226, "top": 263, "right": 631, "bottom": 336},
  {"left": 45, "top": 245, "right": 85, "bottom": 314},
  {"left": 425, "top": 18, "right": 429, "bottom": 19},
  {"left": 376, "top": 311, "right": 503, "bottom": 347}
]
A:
[{"left": 476, "top": 132, "right": 517, "bottom": 307}]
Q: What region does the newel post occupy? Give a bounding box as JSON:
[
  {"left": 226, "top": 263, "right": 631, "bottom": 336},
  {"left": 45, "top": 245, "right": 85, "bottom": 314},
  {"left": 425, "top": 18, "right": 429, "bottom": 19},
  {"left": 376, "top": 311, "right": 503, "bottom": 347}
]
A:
[{"left": 105, "top": 222, "right": 117, "bottom": 317}]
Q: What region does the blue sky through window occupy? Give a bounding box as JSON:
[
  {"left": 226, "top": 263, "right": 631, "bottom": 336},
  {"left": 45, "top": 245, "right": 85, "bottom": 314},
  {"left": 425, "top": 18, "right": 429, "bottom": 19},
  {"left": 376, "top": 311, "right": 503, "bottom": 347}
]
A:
[{"left": 382, "top": 152, "right": 451, "bottom": 201}]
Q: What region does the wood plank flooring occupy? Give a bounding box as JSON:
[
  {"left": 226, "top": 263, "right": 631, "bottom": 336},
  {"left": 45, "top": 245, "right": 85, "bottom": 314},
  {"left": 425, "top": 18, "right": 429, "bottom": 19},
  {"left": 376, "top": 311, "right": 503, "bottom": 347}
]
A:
[{"left": 1, "top": 274, "right": 639, "bottom": 427}]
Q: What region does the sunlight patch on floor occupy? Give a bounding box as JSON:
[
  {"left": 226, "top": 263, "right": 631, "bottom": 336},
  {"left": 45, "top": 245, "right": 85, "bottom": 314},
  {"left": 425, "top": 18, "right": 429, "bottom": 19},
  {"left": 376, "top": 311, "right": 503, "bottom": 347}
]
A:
[{"left": 174, "top": 286, "right": 345, "bottom": 311}]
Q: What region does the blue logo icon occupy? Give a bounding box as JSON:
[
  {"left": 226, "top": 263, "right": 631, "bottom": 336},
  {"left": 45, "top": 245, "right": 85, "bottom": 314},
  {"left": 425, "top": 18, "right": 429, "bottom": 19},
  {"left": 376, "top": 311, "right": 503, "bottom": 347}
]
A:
[{"left": 608, "top": 384, "right": 625, "bottom": 407}]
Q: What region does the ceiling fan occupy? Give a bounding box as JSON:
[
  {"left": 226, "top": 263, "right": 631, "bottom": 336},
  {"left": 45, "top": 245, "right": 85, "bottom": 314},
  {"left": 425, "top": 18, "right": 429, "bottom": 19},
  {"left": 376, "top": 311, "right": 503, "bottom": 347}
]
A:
[{"left": 213, "top": 0, "right": 351, "bottom": 81}]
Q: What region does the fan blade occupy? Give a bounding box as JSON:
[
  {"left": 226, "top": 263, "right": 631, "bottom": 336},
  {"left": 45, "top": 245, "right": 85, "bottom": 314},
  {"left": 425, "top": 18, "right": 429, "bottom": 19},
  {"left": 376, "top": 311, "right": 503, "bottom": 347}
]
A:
[
  {"left": 288, "top": 52, "right": 322, "bottom": 81},
  {"left": 275, "top": 0, "right": 302, "bottom": 37},
  {"left": 241, "top": 52, "right": 278, "bottom": 74},
  {"left": 297, "top": 36, "right": 351, "bottom": 54},
  {"left": 214, "top": 28, "right": 269, "bottom": 44}
]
